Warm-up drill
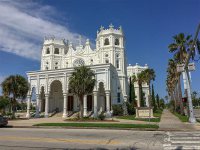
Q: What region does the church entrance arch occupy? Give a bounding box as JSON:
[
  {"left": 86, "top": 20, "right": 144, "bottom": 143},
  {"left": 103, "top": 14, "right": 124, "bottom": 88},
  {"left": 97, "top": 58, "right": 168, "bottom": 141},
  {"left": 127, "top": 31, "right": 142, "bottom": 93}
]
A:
[{"left": 49, "top": 80, "right": 63, "bottom": 112}]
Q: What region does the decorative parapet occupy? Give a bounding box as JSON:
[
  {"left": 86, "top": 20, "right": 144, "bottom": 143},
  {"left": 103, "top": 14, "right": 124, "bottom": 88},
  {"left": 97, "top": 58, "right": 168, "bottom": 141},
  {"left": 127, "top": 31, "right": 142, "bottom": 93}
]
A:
[{"left": 97, "top": 24, "right": 123, "bottom": 36}]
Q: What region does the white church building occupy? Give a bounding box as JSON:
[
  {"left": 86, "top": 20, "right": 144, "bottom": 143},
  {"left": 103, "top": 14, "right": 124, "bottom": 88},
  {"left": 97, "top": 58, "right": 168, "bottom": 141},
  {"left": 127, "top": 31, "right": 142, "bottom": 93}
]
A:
[{"left": 26, "top": 24, "right": 149, "bottom": 118}]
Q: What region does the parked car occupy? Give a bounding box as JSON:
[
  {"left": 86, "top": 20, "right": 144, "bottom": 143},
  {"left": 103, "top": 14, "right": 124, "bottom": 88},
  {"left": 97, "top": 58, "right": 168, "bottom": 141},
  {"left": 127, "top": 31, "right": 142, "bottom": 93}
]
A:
[{"left": 0, "top": 115, "right": 8, "bottom": 127}]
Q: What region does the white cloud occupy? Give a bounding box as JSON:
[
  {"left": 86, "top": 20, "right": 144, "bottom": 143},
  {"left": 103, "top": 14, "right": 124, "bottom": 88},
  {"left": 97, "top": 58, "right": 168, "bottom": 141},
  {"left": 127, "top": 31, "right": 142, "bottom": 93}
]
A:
[{"left": 0, "top": 1, "right": 88, "bottom": 60}]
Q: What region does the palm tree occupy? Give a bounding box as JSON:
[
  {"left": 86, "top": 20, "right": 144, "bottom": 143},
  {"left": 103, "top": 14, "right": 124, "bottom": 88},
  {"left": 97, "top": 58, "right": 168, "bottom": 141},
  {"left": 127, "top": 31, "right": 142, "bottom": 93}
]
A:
[
  {"left": 168, "top": 33, "right": 194, "bottom": 114},
  {"left": 142, "top": 68, "right": 156, "bottom": 107},
  {"left": 166, "top": 59, "right": 179, "bottom": 112},
  {"left": 1, "top": 75, "right": 29, "bottom": 116},
  {"left": 168, "top": 33, "right": 193, "bottom": 63},
  {"left": 69, "top": 66, "right": 96, "bottom": 118},
  {"left": 132, "top": 71, "right": 146, "bottom": 107}
]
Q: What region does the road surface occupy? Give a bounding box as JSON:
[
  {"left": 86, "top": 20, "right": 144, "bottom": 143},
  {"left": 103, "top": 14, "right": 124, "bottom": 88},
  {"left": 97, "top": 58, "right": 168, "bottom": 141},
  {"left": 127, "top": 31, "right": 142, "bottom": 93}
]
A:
[{"left": 0, "top": 128, "right": 165, "bottom": 150}]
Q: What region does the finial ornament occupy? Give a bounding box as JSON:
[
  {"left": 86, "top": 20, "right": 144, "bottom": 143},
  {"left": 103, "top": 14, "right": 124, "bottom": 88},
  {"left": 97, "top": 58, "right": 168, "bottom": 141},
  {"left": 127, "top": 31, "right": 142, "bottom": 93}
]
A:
[
  {"left": 119, "top": 25, "right": 122, "bottom": 31},
  {"left": 86, "top": 39, "right": 90, "bottom": 45},
  {"left": 109, "top": 23, "right": 114, "bottom": 29},
  {"left": 100, "top": 26, "right": 104, "bottom": 31}
]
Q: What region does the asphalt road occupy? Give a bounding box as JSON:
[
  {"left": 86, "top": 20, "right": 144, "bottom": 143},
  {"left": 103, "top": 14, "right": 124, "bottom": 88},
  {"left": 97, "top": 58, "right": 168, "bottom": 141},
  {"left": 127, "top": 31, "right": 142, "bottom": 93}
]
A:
[{"left": 0, "top": 128, "right": 165, "bottom": 150}]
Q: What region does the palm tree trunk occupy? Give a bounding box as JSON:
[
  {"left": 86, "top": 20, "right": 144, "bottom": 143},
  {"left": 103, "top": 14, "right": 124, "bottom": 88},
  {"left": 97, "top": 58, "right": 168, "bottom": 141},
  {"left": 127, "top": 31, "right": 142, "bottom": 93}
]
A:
[
  {"left": 138, "top": 82, "right": 142, "bottom": 107},
  {"left": 79, "top": 95, "right": 84, "bottom": 118},
  {"left": 148, "top": 82, "right": 151, "bottom": 107}
]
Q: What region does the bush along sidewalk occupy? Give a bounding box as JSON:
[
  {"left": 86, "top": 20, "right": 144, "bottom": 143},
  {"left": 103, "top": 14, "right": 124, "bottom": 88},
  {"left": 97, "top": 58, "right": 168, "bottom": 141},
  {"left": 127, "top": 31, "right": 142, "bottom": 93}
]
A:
[
  {"left": 172, "top": 111, "right": 189, "bottom": 122},
  {"left": 33, "top": 123, "right": 159, "bottom": 129}
]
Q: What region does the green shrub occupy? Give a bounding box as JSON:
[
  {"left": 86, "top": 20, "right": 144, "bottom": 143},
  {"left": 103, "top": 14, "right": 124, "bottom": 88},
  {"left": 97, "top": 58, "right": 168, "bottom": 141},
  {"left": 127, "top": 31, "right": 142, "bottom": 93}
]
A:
[
  {"left": 126, "top": 102, "right": 135, "bottom": 115},
  {"left": 112, "top": 104, "right": 123, "bottom": 116},
  {"left": 98, "top": 112, "right": 105, "bottom": 120}
]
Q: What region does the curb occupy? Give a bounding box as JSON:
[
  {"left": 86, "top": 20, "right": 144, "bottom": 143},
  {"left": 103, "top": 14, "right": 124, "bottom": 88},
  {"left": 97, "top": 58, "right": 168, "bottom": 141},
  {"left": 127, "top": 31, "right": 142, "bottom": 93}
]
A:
[
  {"left": 6, "top": 125, "right": 159, "bottom": 131},
  {"left": 6, "top": 125, "right": 199, "bottom": 132}
]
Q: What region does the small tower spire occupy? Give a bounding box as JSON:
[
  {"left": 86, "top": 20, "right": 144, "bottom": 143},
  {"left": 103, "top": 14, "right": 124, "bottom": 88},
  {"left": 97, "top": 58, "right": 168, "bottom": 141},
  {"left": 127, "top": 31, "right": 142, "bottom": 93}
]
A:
[
  {"left": 100, "top": 25, "right": 104, "bottom": 31},
  {"left": 109, "top": 23, "right": 114, "bottom": 29},
  {"left": 119, "top": 25, "right": 123, "bottom": 31}
]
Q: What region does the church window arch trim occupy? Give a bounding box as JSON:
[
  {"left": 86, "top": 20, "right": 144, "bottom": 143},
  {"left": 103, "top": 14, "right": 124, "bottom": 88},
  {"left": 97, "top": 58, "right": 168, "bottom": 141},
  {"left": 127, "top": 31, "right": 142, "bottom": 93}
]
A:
[
  {"left": 115, "top": 38, "right": 120, "bottom": 45},
  {"left": 104, "top": 38, "right": 110, "bottom": 45},
  {"left": 46, "top": 48, "right": 50, "bottom": 54},
  {"left": 54, "top": 48, "right": 59, "bottom": 54}
]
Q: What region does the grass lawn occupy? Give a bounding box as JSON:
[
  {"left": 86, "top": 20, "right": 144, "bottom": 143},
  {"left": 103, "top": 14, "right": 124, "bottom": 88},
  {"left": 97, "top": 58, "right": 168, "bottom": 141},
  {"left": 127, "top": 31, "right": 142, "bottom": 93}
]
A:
[
  {"left": 173, "top": 112, "right": 189, "bottom": 122},
  {"left": 33, "top": 123, "right": 159, "bottom": 129},
  {"left": 116, "top": 109, "right": 163, "bottom": 122}
]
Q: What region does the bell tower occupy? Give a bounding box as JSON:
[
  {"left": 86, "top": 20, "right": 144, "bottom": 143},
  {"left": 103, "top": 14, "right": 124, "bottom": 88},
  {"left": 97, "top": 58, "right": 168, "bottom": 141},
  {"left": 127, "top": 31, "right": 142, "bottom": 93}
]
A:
[
  {"left": 96, "top": 24, "right": 128, "bottom": 102},
  {"left": 41, "top": 37, "right": 68, "bottom": 70},
  {"left": 96, "top": 24, "right": 126, "bottom": 74}
]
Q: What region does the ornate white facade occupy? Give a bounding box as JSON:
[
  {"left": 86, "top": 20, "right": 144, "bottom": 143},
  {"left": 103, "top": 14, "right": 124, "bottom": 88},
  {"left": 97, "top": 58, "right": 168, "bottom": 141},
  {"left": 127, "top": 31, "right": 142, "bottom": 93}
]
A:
[
  {"left": 26, "top": 24, "right": 129, "bottom": 118},
  {"left": 127, "top": 63, "right": 150, "bottom": 107}
]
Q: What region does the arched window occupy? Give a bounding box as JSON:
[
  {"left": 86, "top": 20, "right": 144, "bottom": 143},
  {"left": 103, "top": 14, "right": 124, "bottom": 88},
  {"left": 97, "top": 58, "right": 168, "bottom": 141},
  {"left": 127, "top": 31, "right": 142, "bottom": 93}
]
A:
[
  {"left": 54, "top": 48, "right": 59, "bottom": 54},
  {"left": 115, "top": 38, "right": 119, "bottom": 45},
  {"left": 104, "top": 38, "right": 109, "bottom": 45},
  {"left": 105, "top": 59, "right": 109, "bottom": 64},
  {"left": 46, "top": 48, "right": 50, "bottom": 54},
  {"left": 105, "top": 53, "right": 108, "bottom": 57},
  {"left": 45, "top": 66, "right": 48, "bottom": 70},
  {"left": 116, "top": 59, "right": 119, "bottom": 68}
]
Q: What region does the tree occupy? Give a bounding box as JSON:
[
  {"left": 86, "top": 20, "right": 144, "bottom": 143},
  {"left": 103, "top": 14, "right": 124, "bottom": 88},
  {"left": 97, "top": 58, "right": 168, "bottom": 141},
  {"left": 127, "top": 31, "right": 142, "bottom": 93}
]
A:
[
  {"left": 142, "top": 68, "right": 156, "bottom": 107},
  {"left": 156, "top": 94, "right": 160, "bottom": 109},
  {"left": 192, "top": 91, "right": 199, "bottom": 107},
  {"left": 0, "top": 96, "right": 10, "bottom": 115},
  {"left": 129, "top": 77, "right": 136, "bottom": 105},
  {"left": 166, "top": 59, "right": 180, "bottom": 112},
  {"left": 132, "top": 71, "right": 146, "bottom": 107},
  {"left": 1, "top": 75, "right": 29, "bottom": 116},
  {"left": 151, "top": 84, "right": 157, "bottom": 112},
  {"left": 159, "top": 98, "right": 165, "bottom": 109},
  {"left": 140, "top": 91, "right": 145, "bottom": 107},
  {"left": 168, "top": 33, "right": 197, "bottom": 114},
  {"left": 69, "top": 66, "right": 96, "bottom": 118}
]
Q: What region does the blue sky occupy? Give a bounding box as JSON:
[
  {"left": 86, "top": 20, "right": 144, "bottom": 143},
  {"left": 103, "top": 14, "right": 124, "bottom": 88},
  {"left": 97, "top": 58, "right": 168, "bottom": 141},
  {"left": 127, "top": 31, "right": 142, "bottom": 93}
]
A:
[{"left": 0, "top": 0, "right": 200, "bottom": 98}]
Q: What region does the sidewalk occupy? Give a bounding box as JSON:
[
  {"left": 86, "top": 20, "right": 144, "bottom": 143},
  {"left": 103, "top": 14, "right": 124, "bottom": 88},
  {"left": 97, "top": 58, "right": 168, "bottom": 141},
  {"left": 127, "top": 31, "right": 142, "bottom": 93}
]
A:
[{"left": 159, "top": 109, "right": 198, "bottom": 131}]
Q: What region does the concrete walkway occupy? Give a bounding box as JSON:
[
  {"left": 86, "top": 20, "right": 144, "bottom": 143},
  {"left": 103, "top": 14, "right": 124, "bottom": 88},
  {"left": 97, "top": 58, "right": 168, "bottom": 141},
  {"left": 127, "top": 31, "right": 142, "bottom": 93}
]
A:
[{"left": 159, "top": 109, "right": 196, "bottom": 131}]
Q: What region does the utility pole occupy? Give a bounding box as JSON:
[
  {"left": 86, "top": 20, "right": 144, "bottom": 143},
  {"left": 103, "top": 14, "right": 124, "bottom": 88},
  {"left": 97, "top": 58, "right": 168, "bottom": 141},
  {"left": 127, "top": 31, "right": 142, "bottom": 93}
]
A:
[{"left": 184, "top": 23, "right": 200, "bottom": 123}]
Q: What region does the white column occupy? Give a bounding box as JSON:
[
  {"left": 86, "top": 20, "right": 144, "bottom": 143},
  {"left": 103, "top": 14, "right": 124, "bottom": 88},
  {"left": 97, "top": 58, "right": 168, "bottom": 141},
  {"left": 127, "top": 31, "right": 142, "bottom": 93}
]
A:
[
  {"left": 26, "top": 95, "right": 31, "bottom": 118},
  {"left": 39, "top": 95, "right": 42, "bottom": 112},
  {"left": 45, "top": 94, "right": 49, "bottom": 118},
  {"left": 105, "top": 91, "right": 111, "bottom": 117},
  {"left": 62, "top": 93, "right": 68, "bottom": 118},
  {"left": 83, "top": 95, "right": 87, "bottom": 117},
  {"left": 93, "top": 91, "right": 98, "bottom": 118},
  {"left": 35, "top": 94, "right": 40, "bottom": 118}
]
